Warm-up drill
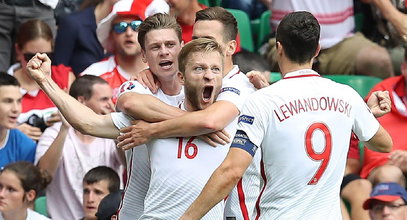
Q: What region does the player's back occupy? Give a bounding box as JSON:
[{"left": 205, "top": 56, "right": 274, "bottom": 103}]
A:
[
  {"left": 249, "top": 70, "right": 378, "bottom": 219},
  {"left": 140, "top": 123, "right": 237, "bottom": 220}
]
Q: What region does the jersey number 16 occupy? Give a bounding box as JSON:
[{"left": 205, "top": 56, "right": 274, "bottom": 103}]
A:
[{"left": 177, "top": 137, "right": 198, "bottom": 159}]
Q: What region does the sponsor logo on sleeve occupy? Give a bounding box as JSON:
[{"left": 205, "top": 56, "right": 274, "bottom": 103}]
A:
[
  {"left": 238, "top": 115, "right": 254, "bottom": 125},
  {"left": 119, "top": 82, "right": 136, "bottom": 94},
  {"left": 220, "top": 87, "right": 240, "bottom": 95}
]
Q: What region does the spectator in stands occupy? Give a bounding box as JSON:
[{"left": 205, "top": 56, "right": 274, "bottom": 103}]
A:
[
  {"left": 222, "top": 0, "right": 269, "bottom": 20},
  {"left": 82, "top": 166, "right": 120, "bottom": 220},
  {"left": 8, "top": 19, "right": 75, "bottom": 141},
  {"left": 0, "top": 73, "right": 37, "bottom": 169},
  {"left": 265, "top": 0, "right": 394, "bottom": 79},
  {"left": 53, "top": 0, "right": 119, "bottom": 76},
  {"left": 0, "top": 0, "right": 57, "bottom": 72},
  {"left": 365, "top": 0, "right": 407, "bottom": 75},
  {"left": 0, "top": 161, "right": 52, "bottom": 220},
  {"left": 166, "top": 0, "right": 206, "bottom": 43},
  {"left": 363, "top": 182, "right": 407, "bottom": 220},
  {"left": 35, "top": 75, "right": 123, "bottom": 220},
  {"left": 166, "top": 0, "right": 242, "bottom": 51},
  {"left": 81, "top": 0, "right": 151, "bottom": 103},
  {"left": 341, "top": 50, "right": 407, "bottom": 220}
]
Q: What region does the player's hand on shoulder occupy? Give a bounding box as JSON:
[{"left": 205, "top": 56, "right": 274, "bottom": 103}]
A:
[
  {"left": 367, "top": 90, "right": 391, "bottom": 118},
  {"left": 26, "top": 53, "right": 52, "bottom": 83},
  {"left": 116, "top": 120, "right": 153, "bottom": 150},
  {"left": 197, "top": 129, "right": 230, "bottom": 147},
  {"left": 246, "top": 70, "right": 270, "bottom": 89},
  {"left": 132, "top": 68, "right": 160, "bottom": 94}
]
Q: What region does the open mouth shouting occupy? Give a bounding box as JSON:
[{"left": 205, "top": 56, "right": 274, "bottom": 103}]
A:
[
  {"left": 202, "top": 85, "right": 214, "bottom": 103},
  {"left": 159, "top": 60, "right": 173, "bottom": 70}
]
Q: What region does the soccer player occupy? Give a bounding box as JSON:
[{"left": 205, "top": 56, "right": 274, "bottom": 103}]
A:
[
  {"left": 180, "top": 11, "right": 393, "bottom": 220},
  {"left": 138, "top": 37, "right": 227, "bottom": 220},
  {"left": 117, "top": 7, "right": 259, "bottom": 220}
]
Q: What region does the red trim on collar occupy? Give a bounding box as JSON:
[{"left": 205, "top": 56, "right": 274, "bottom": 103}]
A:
[
  {"left": 283, "top": 74, "right": 320, "bottom": 79},
  {"left": 229, "top": 69, "right": 241, "bottom": 79}
]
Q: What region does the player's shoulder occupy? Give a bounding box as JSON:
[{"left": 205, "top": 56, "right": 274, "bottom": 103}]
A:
[
  {"left": 222, "top": 66, "right": 255, "bottom": 91},
  {"left": 118, "top": 80, "right": 153, "bottom": 97}
]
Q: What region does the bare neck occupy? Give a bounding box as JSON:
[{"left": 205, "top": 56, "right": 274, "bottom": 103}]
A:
[
  {"left": 1, "top": 208, "right": 28, "bottom": 220},
  {"left": 116, "top": 54, "right": 147, "bottom": 77},
  {"left": 279, "top": 57, "right": 314, "bottom": 77},
  {"left": 157, "top": 74, "right": 182, "bottom": 96},
  {"left": 14, "top": 67, "right": 40, "bottom": 91},
  {"left": 0, "top": 127, "right": 8, "bottom": 146},
  {"left": 223, "top": 57, "right": 234, "bottom": 77}
]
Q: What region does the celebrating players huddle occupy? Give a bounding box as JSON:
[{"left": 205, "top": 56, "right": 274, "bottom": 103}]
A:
[{"left": 26, "top": 7, "right": 392, "bottom": 220}]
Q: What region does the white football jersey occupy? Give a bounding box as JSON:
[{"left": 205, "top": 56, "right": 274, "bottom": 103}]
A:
[
  {"left": 220, "top": 66, "right": 261, "bottom": 220},
  {"left": 139, "top": 103, "right": 236, "bottom": 219},
  {"left": 236, "top": 69, "right": 379, "bottom": 219},
  {"left": 111, "top": 81, "right": 184, "bottom": 219}
]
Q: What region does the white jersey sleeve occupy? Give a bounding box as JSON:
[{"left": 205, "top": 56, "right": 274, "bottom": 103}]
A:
[{"left": 117, "top": 80, "right": 153, "bottom": 98}]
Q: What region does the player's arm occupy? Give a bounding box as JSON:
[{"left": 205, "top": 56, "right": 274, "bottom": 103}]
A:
[
  {"left": 363, "top": 125, "right": 392, "bottom": 153},
  {"left": 26, "top": 53, "right": 119, "bottom": 139},
  {"left": 116, "top": 101, "right": 236, "bottom": 149},
  {"left": 149, "top": 100, "right": 238, "bottom": 137},
  {"left": 180, "top": 130, "right": 256, "bottom": 220},
  {"left": 116, "top": 92, "right": 185, "bottom": 122}
]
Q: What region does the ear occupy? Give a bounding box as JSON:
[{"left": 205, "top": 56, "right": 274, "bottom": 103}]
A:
[
  {"left": 180, "top": 40, "right": 185, "bottom": 48},
  {"left": 225, "top": 40, "right": 237, "bottom": 57},
  {"left": 141, "top": 49, "right": 147, "bottom": 63},
  {"left": 77, "top": 96, "right": 86, "bottom": 104},
  {"left": 25, "top": 190, "right": 36, "bottom": 203},
  {"left": 314, "top": 44, "right": 321, "bottom": 58},
  {"left": 276, "top": 41, "right": 284, "bottom": 56},
  {"left": 178, "top": 71, "right": 185, "bottom": 85}
]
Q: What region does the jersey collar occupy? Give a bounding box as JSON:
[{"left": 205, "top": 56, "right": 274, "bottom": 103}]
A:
[{"left": 283, "top": 69, "right": 320, "bottom": 79}]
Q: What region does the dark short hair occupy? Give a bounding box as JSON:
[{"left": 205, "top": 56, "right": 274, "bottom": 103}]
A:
[
  {"left": 178, "top": 38, "right": 224, "bottom": 74},
  {"left": 276, "top": 11, "right": 320, "bottom": 64},
  {"left": 0, "top": 73, "right": 20, "bottom": 87},
  {"left": 138, "top": 13, "right": 182, "bottom": 50},
  {"left": 233, "top": 51, "right": 270, "bottom": 73},
  {"left": 69, "top": 75, "right": 109, "bottom": 100},
  {"left": 16, "top": 19, "right": 53, "bottom": 49},
  {"left": 1, "top": 162, "right": 52, "bottom": 198},
  {"left": 83, "top": 166, "right": 120, "bottom": 193},
  {"left": 195, "top": 7, "right": 238, "bottom": 42}
]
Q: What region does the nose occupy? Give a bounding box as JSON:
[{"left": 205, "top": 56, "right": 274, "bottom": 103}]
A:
[
  {"left": 158, "top": 45, "right": 169, "bottom": 56},
  {"left": 381, "top": 205, "right": 392, "bottom": 215},
  {"left": 87, "top": 192, "right": 95, "bottom": 203},
  {"left": 124, "top": 25, "right": 134, "bottom": 36},
  {"left": 11, "top": 101, "right": 21, "bottom": 114},
  {"left": 107, "top": 99, "right": 114, "bottom": 113},
  {"left": 204, "top": 69, "right": 215, "bottom": 81},
  {"left": 0, "top": 188, "right": 5, "bottom": 198}
]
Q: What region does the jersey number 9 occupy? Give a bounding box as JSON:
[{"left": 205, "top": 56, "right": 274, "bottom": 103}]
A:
[{"left": 305, "top": 122, "right": 332, "bottom": 185}]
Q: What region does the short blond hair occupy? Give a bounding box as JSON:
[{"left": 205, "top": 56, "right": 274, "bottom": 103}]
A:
[{"left": 178, "top": 38, "right": 224, "bottom": 74}]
